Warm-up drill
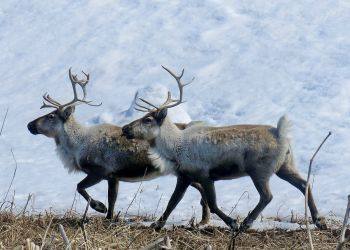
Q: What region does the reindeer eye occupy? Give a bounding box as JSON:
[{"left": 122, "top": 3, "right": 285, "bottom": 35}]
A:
[
  {"left": 48, "top": 114, "right": 55, "bottom": 119},
  {"left": 143, "top": 117, "right": 153, "bottom": 124}
]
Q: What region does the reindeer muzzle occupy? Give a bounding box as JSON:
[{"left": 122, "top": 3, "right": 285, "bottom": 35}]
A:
[
  {"left": 121, "top": 125, "right": 134, "bottom": 139},
  {"left": 27, "top": 121, "right": 38, "bottom": 135}
]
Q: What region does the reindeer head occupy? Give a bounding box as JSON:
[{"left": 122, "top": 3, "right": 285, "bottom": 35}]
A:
[
  {"left": 122, "top": 66, "right": 193, "bottom": 141},
  {"left": 27, "top": 68, "right": 100, "bottom": 138}
]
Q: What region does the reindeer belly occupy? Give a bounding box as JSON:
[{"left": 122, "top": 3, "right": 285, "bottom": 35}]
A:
[
  {"left": 79, "top": 159, "right": 112, "bottom": 177},
  {"left": 113, "top": 164, "right": 162, "bottom": 182},
  {"left": 209, "top": 161, "right": 247, "bottom": 180}
]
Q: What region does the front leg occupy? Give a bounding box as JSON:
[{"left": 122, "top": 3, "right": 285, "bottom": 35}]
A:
[
  {"left": 239, "top": 175, "right": 273, "bottom": 233},
  {"left": 106, "top": 178, "right": 119, "bottom": 220},
  {"left": 77, "top": 175, "right": 107, "bottom": 214},
  {"left": 151, "top": 175, "right": 191, "bottom": 230},
  {"left": 200, "top": 179, "right": 238, "bottom": 230}
]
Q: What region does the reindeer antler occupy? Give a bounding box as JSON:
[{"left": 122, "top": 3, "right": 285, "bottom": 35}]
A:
[
  {"left": 135, "top": 66, "right": 194, "bottom": 112},
  {"left": 41, "top": 68, "right": 101, "bottom": 110},
  {"left": 41, "top": 93, "right": 62, "bottom": 109}
]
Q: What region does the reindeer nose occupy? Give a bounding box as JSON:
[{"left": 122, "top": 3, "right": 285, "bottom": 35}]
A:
[
  {"left": 27, "top": 121, "right": 38, "bottom": 135},
  {"left": 121, "top": 125, "right": 133, "bottom": 139},
  {"left": 121, "top": 125, "right": 129, "bottom": 135}
]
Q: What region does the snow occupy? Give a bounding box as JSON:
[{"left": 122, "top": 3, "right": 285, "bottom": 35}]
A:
[
  {"left": 1, "top": 0, "right": 349, "bottom": 229},
  {"left": 138, "top": 219, "right": 316, "bottom": 232}
]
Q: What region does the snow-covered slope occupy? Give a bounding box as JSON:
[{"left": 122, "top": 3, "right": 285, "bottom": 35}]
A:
[{"left": 1, "top": 1, "right": 349, "bottom": 226}]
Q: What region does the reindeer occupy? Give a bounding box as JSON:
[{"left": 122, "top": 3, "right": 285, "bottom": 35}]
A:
[
  {"left": 27, "top": 68, "right": 211, "bottom": 224},
  {"left": 121, "top": 66, "right": 327, "bottom": 232}
]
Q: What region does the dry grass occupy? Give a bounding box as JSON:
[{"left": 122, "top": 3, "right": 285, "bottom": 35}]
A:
[{"left": 0, "top": 211, "right": 347, "bottom": 249}]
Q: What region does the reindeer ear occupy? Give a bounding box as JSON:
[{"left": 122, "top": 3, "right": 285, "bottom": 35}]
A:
[
  {"left": 60, "top": 106, "right": 75, "bottom": 120},
  {"left": 155, "top": 108, "right": 167, "bottom": 125}
]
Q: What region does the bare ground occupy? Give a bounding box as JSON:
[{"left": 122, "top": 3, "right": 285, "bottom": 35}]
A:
[{"left": 0, "top": 211, "right": 347, "bottom": 249}]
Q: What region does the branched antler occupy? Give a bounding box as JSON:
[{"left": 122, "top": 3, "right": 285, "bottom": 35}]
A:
[
  {"left": 135, "top": 66, "right": 194, "bottom": 112},
  {"left": 159, "top": 66, "right": 194, "bottom": 109},
  {"left": 40, "top": 68, "right": 101, "bottom": 110},
  {"left": 41, "top": 93, "right": 62, "bottom": 109}
]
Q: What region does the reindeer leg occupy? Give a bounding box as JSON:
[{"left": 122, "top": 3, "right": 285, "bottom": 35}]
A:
[
  {"left": 239, "top": 175, "right": 273, "bottom": 232},
  {"left": 276, "top": 162, "right": 327, "bottom": 229},
  {"left": 200, "top": 179, "right": 238, "bottom": 230},
  {"left": 77, "top": 175, "right": 107, "bottom": 214},
  {"left": 190, "top": 182, "right": 210, "bottom": 225},
  {"left": 106, "top": 178, "right": 119, "bottom": 220},
  {"left": 151, "top": 175, "right": 191, "bottom": 230}
]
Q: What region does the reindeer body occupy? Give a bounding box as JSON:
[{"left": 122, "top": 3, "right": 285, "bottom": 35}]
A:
[
  {"left": 125, "top": 114, "right": 326, "bottom": 231},
  {"left": 122, "top": 66, "right": 326, "bottom": 231},
  {"left": 55, "top": 117, "right": 159, "bottom": 180},
  {"left": 151, "top": 117, "right": 290, "bottom": 181},
  {"left": 56, "top": 117, "right": 201, "bottom": 181}
]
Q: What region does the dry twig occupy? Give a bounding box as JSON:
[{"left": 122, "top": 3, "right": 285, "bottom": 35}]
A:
[
  {"left": 161, "top": 235, "right": 172, "bottom": 249},
  {"left": 58, "top": 224, "right": 71, "bottom": 249},
  {"left": 153, "top": 194, "right": 163, "bottom": 220},
  {"left": 0, "top": 107, "right": 9, "bottom": 136},
  {"left": 305, "top": 131, "right": 331, "bottom": 250},
  {"left": 336, "top": 195, "right": 350, "bottom": 250},
  {"left": 19, "top": 193, "right": 33, "bottom": 217},
  {"left": 0, "top": 148, "right": 18, "bottom": 211},
  {"left": 124, "top": 168, "right": 148, "bottom": 217},
  {"left": 140, "top": 237, "right": 164, "bottom": 250},
  {"left": 228, "top": 234, "right": 236, "bottom": 250},
  {"left": 69, "top": 192, "right": 77, "bottom": 215},
  {"left": 81, "top": 198, "right": 91, "bottom": 247},
  {"left": 229, "top": 191, "right": 249, "bottom": 216},
  {"left": 26, "top": 239, "right": 40, "bottom": 250},
  {"left": 141, "top": 236, "right": 172, "bottom": 250},
  {"left": 40, "top": 216, "right": 53, "bottom": 250}
]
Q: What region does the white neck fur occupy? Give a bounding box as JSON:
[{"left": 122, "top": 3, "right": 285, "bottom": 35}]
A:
[
  {"left": 55, "top": 116, "right": 86, "bottom": 173},
  {"left": 154, "top": 116, "right": 183, "bottom": 161}
]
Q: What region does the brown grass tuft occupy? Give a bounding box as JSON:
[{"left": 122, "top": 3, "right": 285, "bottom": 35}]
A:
[{"left": 0, "top": 212, "right": 347, "bottom": 249}]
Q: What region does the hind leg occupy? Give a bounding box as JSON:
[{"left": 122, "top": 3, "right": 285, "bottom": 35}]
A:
[
  {"left": 276, "top": 162, "right": 327, "bottom": 229},
  {"left": 190, "top": 182, "right": 210, "bottom": 225},
  {"left": 106, "top": 178, "right": 119, "bottom": 220}
]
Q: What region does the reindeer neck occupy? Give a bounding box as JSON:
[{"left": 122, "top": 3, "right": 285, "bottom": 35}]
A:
[
  {"left": 154, "top": 117, "right": 182, "bottom": 160},
  {"left": 55, "top": 116, "right": 85, "bottom": 150}
]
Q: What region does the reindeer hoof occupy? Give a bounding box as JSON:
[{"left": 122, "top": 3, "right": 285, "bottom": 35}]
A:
[
  {"left": 197, "top": 219, "right": 210, "bottom": 227},
  {"left": 228, "top": 218, "right": 239, "bottom": 231},
  {"left": 90, "top": 200, "right": 107, "bottom": 213},
  {"left": 238, "top": 219, "right": 252, "bottom": 233},
  {"left": 106, "top": 213, "right": 113, "bottom": 220},
  {"left": 315, "top": 217, "right": 327, "bottom": 230},
  {"left": 150, "top": 220, "right": 165, "bottom": 231}
]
